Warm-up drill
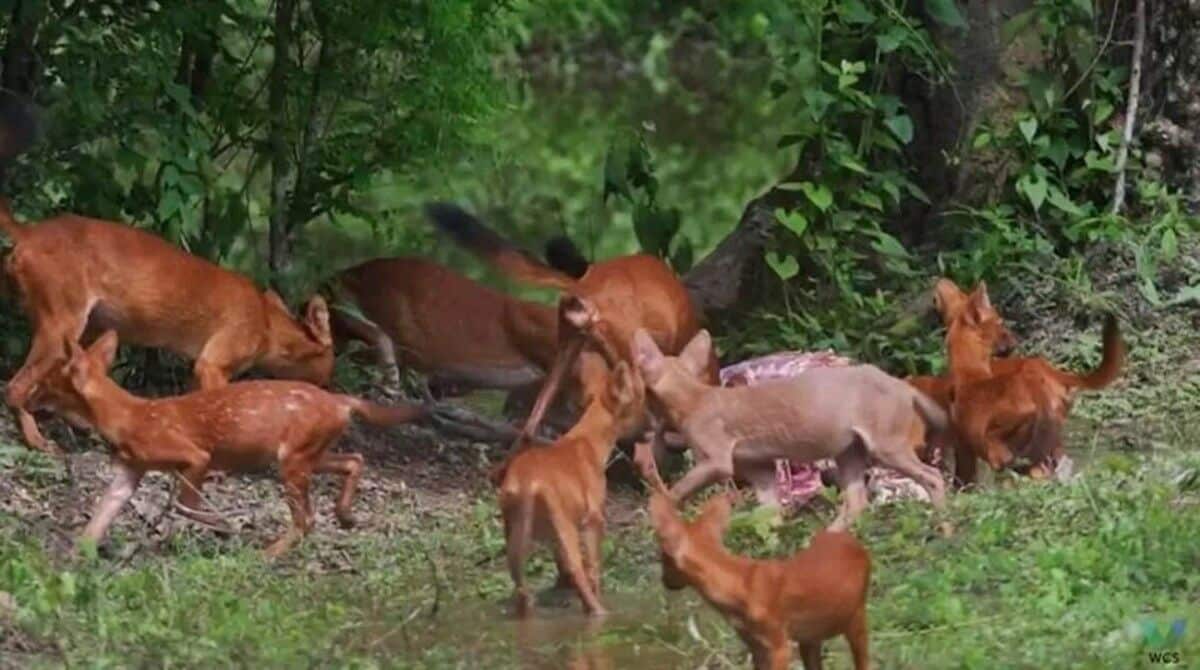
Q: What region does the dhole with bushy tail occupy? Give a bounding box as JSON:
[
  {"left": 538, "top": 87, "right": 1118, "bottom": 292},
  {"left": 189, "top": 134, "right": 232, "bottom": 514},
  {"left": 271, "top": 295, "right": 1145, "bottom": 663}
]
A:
[
  {"left": 497, "top": 356, "right": 646, "bottom": 617},
  {"left": 424, "top": 202, "right": 716, "bottom": 451},
  {"left": 941, "top": 280, "right": 1124, "bottom": 484},
  {"left": 633, "top": 440, "right": 871, "bottom": 670}
]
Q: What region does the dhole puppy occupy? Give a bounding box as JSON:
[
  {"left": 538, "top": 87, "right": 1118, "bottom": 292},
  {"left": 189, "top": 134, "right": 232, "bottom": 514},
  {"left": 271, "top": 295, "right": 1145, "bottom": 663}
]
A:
[
  {"left": 942, "top": 281, "right": 1124, "bottom": 482},
  {"left": 424, "top": 202, "right": 716, "bottom": 450},
  {"left": 0, "top": 199, "right": 334, "bottom": 454},
  {"left": 48, "top": 331, "right": 425, "bottom": 557},
  {"left": 633, "top": 441, "right": 871, "bottom": 670},
  {"left": 632, "top": 328, "right": 947, "bottom": 531},
  {"left": 497, "top": 356, "right": 646, "bottom": 617}
]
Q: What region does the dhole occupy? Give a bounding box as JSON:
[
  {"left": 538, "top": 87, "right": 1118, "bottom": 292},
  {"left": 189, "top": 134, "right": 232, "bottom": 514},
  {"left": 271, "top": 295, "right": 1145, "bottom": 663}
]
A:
[
  {"left": 326, "top": 257, "right": 557, "bottom": 397},
  {"left": 497, "top": 356, "right": 646, "bottom": 617},
  {"left": 0, "top": 199, "right": 334, "bottom": 454},
  {"left": 632, "top": 328, "right": 947, "bottom": 531},
  {"left": 942, "top": 280, "right": 1124, "bottom": 484},
  {"left": 46, "top": 330, "right": 425, "bottom": 557},
  {"left": 632, "top": 440, "right": 871, "bottom": 670},
  {"left": 424, "top": 203, "right": 716, "bottom": 448}
]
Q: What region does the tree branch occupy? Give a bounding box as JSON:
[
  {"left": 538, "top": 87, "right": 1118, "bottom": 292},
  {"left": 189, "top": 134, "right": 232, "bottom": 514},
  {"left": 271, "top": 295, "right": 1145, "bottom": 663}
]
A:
[{"left": 1111, "top": 0, "right": 1145, "bottom": 216}]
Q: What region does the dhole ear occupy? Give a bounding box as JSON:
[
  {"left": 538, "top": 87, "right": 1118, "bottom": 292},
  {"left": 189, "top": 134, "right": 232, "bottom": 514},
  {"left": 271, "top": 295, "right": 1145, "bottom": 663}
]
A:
[
  {"left": 932, "top": 278, "right": 968, "bottom": 324},
  {"left": 679, "top": 329, "right": 713, "bottom": 377},
  {"left": 88, "top": 330, "right": 120, "bottom": 370},
  {"left": 632, "top": 328, "right": 664, "bottom": 373},
  {"left": 304, "top": 296, "right": 333, "bottom": 346},
  {"left": 963, "top": 282, "right": 992, "bottom": 325}
]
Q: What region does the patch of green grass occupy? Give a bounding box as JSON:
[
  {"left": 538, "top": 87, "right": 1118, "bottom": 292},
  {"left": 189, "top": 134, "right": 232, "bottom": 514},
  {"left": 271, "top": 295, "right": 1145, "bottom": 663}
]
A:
[{"left": 2, "top": 445, "right": 1198, "bottom": 668}]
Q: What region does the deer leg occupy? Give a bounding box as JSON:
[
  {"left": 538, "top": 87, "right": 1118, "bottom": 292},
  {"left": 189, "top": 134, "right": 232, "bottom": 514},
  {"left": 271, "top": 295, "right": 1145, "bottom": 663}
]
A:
[
  {"left": 314, "top": 451, "right": 364, "bottom": 528},
  {"left": 266, "top": 457, "right": 314, "bottom": 559},
  {"left": 79, "top": 461, "right": 144, "bottom": 546}
]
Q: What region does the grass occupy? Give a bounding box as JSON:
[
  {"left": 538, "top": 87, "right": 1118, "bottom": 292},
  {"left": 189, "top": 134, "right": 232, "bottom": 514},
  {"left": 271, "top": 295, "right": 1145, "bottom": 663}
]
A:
[{"left": 2, "top": 438, "right": 1198, "bottom": 669}]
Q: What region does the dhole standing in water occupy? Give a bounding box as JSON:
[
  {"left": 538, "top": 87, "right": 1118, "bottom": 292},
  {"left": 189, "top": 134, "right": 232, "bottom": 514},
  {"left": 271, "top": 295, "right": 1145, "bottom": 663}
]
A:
[
  {"left": 633, "top": 441, "right": 871, "bottom": 670},
  {"left": 497, "top": 357, "right": 646, "bottom": 617},
  {"left": 632, "top": 328, "right": 948, "bottom": 531},
  {"left": 0, "top": 199, "right": 334, "bottom": 454},
  {"left": 46, "top": 331, "right": 425, "bottom": 558}
]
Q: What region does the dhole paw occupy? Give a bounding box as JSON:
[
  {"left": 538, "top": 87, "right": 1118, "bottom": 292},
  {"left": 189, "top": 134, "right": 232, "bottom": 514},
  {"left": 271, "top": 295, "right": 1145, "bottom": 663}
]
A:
[
  {"left": 514, "top": 591, "right": 534, "bottom": 617},
  {"left": 335, "top": 511, "right": 357, "bottom": 529}
]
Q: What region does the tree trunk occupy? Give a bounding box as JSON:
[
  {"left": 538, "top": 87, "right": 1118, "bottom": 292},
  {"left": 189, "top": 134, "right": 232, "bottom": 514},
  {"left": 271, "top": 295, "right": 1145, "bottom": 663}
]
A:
[
  {"left": 1, "top": 0, "right": 45, "bottom": 96},
  {"left": 1142, "top": 0, "right": 1200, "bottom": 212},
  {"left": 268, "top": 0, "right": 297, "bottom": 281}
]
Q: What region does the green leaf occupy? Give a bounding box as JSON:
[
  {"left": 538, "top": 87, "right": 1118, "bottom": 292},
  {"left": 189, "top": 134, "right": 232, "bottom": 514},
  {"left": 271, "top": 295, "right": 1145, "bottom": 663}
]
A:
[
  {"left": 777, "top": 209, "right": 809, "bottom": 237},
  {"left": 1045, "top": 185, "right": 1083, "bottom": 216},
  {"left": 1017, "top": 172, "right": 1049, "bottom": 212},
  {"left": 925, "top": 0, "right": 968, "bottom": 29},
  {"left": 884, "top": 114, "right": 914, "bottom": 144},
  {"left": 972, "top": 132, "right": 992, "bottom": 149},
  {"left": 1160, "top": 228, "right": 1179, "bottom": 262},
  {"left": 839, "top": 0, "right": 876, "bottom": 25},
  {"left": 1018, "top": 117, "right": 1039, "bottom": 144},
  {"left": 871, "top": 231, "right": 910, "bottom": 258},
  {"left": 837, "top": 154, "right": 869, "bottom": 175},
  {"left": 799, "top": 182, "right": 834, "bottom": 212},
  {"left": 876, "top": 25, "right": 906, "bottom": 53},
  {"left": 766, "top": 252, "right": 800, "bottom": 280},
  {"left": 1091, "top": 100, "right": 1114, "bottom": 125},
  {"left": 853, "top": 190, "right": 884, "bottom": 212}
]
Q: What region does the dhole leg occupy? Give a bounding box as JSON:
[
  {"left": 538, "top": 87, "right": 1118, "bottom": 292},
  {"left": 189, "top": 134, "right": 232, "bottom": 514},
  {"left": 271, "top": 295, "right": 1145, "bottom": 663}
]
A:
[
  {"left": 798, "top": 642, "right": 823, "bottom": 670},
  {"left": 193, "top": 332, "right": 253, "bottom": 390},
  {"left": 6, "top": 326, "right": 76, "bottom": 454},
  {"left": 79, "top": 461, "right": 144, "bottom": 547},
  {"left": 548, "top": 504, "right": 605, "bottom": 617},
  {"left": 746, "top": 628, "right": 791, "bottom": 670},
  {"left": 581, "top": 513, "right": 605, "bottom": 595},
  {"left": 517, "top": 333, "right": 585, "bottom": 445},
  {"left": 314, "top": 451, "right": 364, "bottom": 528},
  {"left": 267, "top": 462, "right": 314, "bottom": 559},
  {"left": 870, "top": 436, "right": 950, "bottom": 534},
  {"left": 503, "top": 495, "right": 535, "bottom": 617},
  {"left": 952, "top": 439, "right": 978, "bottom": 489},
  {"left": 845, "top": 605, "right": 870, "bottom": 670},
  {"left": 830, "top": 443, "right": 869, "bottom": 531}
]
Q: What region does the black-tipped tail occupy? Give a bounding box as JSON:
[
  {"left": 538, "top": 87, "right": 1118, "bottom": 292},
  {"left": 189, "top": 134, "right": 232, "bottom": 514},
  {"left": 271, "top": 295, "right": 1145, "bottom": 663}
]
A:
[{"left": 545, "top": 235, "right": 589, "bottom": 279}]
